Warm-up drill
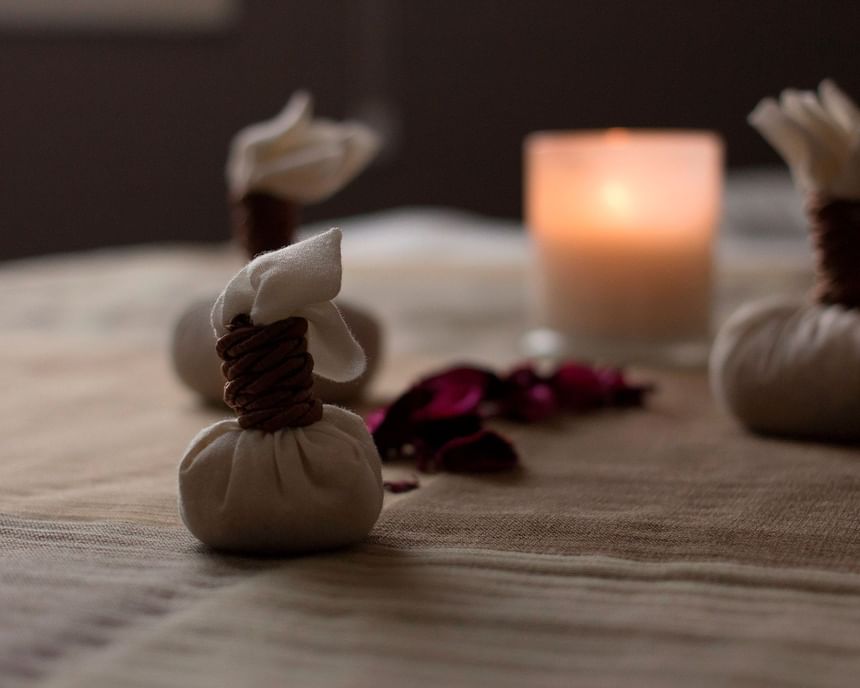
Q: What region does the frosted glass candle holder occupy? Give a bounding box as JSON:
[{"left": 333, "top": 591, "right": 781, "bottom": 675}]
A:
[{"left": 523, "top": 129, "right": 723, "bottom": 366}]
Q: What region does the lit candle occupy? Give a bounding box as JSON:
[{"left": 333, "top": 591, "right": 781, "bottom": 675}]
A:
[{"left": 525, "top": 129, "right": 723, "bottom": 364}]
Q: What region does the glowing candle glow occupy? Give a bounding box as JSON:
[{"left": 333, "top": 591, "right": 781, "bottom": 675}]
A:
[{"left": 525, "top": 129, "right": 723, "bottom": 363}]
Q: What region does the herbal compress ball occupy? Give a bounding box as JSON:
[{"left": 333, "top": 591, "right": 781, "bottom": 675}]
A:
[
  {"left": 710, "top": 80, "right": 860, "bottom": 442},
  {"left": 178, "top": 229, "right": 383, "bottom": 553}
]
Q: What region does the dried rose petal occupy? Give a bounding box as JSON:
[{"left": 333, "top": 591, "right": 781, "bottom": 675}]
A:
[
  {"left": 383, "top": 477, "right": 420, "bottom": 493},
  {"left": 550, "top": 362, "right": 606, "bottom": 410},
  {"left": 420, "top": 413, "right": 484, "bottom": 449},
  {"left": 369, "top": 366, "right": 495, "bottom": 461},
  {"left": 504, "top": 381, "right": 558, "bottom": 422},
  {"left": 413, "top": 414, "right": 485, "bottom": 472},
  {"left": 496, "top": 365, "right": 558, "bottom": 422},
  {"left": 519, "top": 382, "right": 558, "bottom": 421},
  {"left": 596, "top": 369, "right": 654, "bottom": 407},
  {"left": 369, "top": 390, "right": 484, "bottom": 463},
  {"left": 368, "top": 387, "right": 434, "bottom": 460},
  {"left": 436, "top": 430, "right": 519, "bottom": 473},
  {"left": 412, "top": 366, "right": 497, "bottom": 420},
  {"left": 365, "top": 407, "right": 388, "bottom": 434},
  {"left": 368, "top": 359, "right": 652, "bottom": 475},
  {"left": 505, "top": 364, "right": 542, "bottom": 388}
]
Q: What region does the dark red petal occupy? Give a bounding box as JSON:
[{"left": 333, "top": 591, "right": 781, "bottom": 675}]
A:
[
  {"left": 383, "top": 477, "right": 420, "bottom": 493},
  {"left": 596, "top": 369, "right": 654, "bottom": 407},
  {"left": 497, "top": 364, "right": 558, "bottom": 422},
  {"left": 523, "top": 382, "right": 559, "bottom": 421},
  {"left": 369, "top": 360, "right": 651, "bottom": 474},
  {"left": 504, "top": 364, "right": 542, "bottom": 389},
  {"left": 550, "top": 362, "right": 606, "bottom": 411},
  {"left": 420, "top": 414, "right": 484, "bottom": 450},
  {"left": 368, "top": 387, "right": 434, "bottom": 458},
  {"left": 506, "top": 382, "right": 558, "bottom": 422},
  {"left": 412, "top": 366, "right": 496, "bottom": 420},
  {"left": 365, "top": 407, "right": 387, "bottom": 434},
  {"left": 497, "top": 364, "right": 533, "bottom": 393},
  {"left": 437, "top": 430, "right": 519, "bottom": 473}
]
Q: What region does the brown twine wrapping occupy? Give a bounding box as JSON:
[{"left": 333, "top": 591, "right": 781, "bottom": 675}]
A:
[
  {"left": 231, "top": 193, "right": 299, "bottom": 259},
  {"left": 809, "top": 197, "right": 860, "bottom": 310},
  {"left": 216, "top": 314, "right": 322, "bottom": 432}
]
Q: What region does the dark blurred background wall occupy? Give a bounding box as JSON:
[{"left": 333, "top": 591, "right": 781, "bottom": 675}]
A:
[{"left": 0, "top": 0, "right": 857, "bottom": 259}]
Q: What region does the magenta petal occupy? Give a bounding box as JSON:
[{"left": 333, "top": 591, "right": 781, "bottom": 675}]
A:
[
  {"left": 412, "top": 366, "right": 496, "bottom": 420},
  {"left": 437, "top": 430, "right": 519, "bottom": 473},
  {"left": 383, "top": 478, "right": 420, "bottom": 494},
  {"left": 420, "top": 414, "right": 484, "bottom": 448},
  {"left": 369, "top": 386, "right": 483, "bottom": 463},
  {"left": 596, "top": 369, "right": 654, "bottom": 407},
  {"left": 505, "top": 364, "right": 541, "bottom": 389},
  {"left": 507, "top": 382, "right": 558, "bottom": 422},
  {"left": 369, "top": 359, "right": 651, "bottom": 472},
  {"left": 365, "top": 407, "right": 387, "bottom": 434},
  {"left": 368, "top": 387, "right": 434, "bottom": 459},
  {"left": 498, "top": 365, "right": 558, "bottom": 422},
  {"left": 521, "top": 382, "right": 559, "bottom": 421},
  {"left": 550, "top": 362, "right": 605, "bottom": 411}
]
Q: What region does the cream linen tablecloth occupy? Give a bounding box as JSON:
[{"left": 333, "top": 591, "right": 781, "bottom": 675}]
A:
[{"left": 3, "top": 204, "right": 860, "bottom": 688}]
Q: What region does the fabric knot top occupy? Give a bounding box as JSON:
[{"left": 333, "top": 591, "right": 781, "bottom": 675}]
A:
[
  {"left": 210, "top": 228, "right": 366, "bottom": 385},
  {"left": 217, "top": 314, "right": 322, "bottom": 432},
  {"left": 226, "top": 91, "right": 380, "bottom": 203}
]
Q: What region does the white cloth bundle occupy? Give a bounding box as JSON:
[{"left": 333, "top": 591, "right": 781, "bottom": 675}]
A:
[
  {"left": 712, "top": 298, "right": 860, "bottom": 440},
  {"left": 711, "top": 80, "right": 860, "bottom": 441},
  {"left": 748, "top": 79, "right": 860, "bottom": 199},
  {"left": 178, "top": 229, "right": 384, "bottom": 552},
  {"left": 226, "top": 91, "right": 381, "bottom": 203},
  {"left": 171, "top": 91, "right": 382, "bottom": 406}
]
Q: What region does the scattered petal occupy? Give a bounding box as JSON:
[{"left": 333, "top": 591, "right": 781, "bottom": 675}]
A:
[
  {"left": 550, "top": 362, "right": 605, "bottom": 410},
  {"left": 367, "top": 386, "right": 433, "bottom": 459},
  {"left": 437, "top": 430, "right": 519, "bottom": 473},
  {"left": 493, "top": 365, "right": 557, "bottom": 422},
  {"left": 364, "top": 407, "right": 387, "bottom": 434},
  {"left": 420, "top": 414, "right": 485, "bottom": 450},
  {"left": 516, "top": 382, "right": 558, "bottom": 422},
  {"left": 367, "top": 359, "right": 653, "bottom": 476},
  {"left": 383, "top": 477, "right": 420, "bottom": 494},
  {"left": 412, "top": 366, "right": 496, "bottom": 420},
  {"left": 596, "top": 369, "right": 654, "bottom": 407}
]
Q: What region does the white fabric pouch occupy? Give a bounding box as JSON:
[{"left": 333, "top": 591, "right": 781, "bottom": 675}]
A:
[
  {"left": 710, "top": 80, "right": 860, "bottom": 441},
  {"left": 178, "top": 229, "right": 383, "bottom": 553}
]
